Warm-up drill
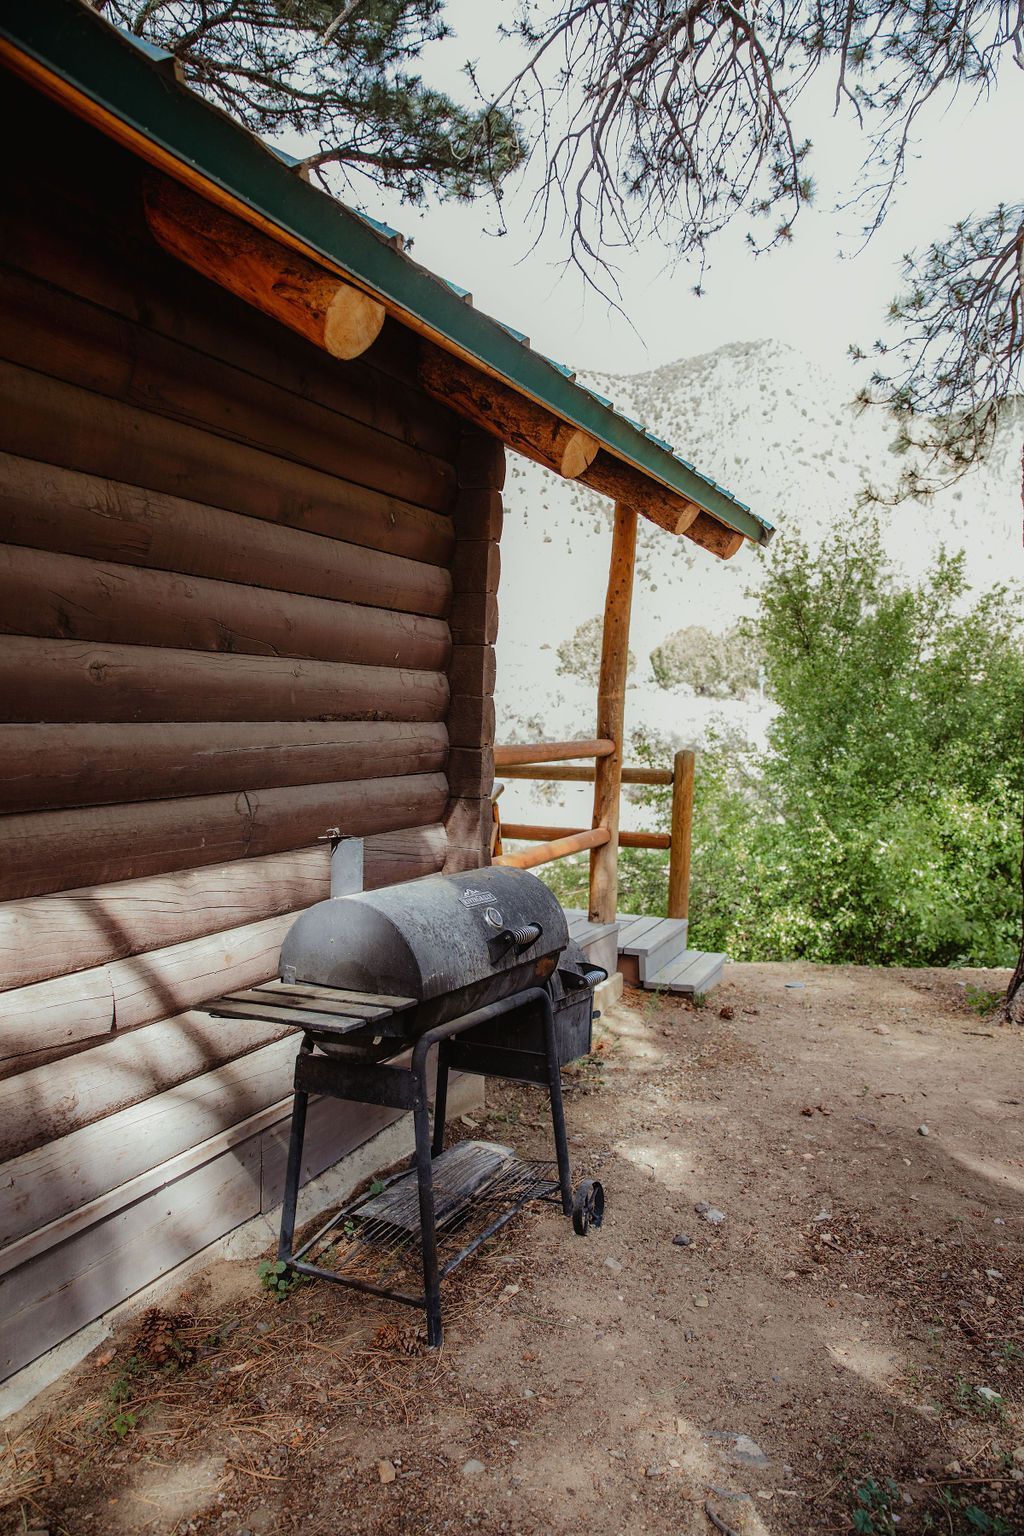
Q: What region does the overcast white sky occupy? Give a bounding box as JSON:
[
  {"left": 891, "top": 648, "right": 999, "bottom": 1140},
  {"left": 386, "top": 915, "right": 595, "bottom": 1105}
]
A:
[{"left": 340, "top": 5, "right": 1021, "bottom": 387}]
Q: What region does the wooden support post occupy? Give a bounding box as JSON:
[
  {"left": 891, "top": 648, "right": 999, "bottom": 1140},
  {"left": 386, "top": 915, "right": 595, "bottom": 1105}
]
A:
[
  {"left": 589, "top": 502, "right": 637, "bottom": 924},
  {"left": 667, "top": 749, "right": 695, "bottom": 920}
]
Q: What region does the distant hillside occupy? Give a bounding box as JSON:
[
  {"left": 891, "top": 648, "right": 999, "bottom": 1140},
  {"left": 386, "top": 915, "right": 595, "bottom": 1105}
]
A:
[{"left": 494, "top": 338, "right": 1023, "bottom": 830}]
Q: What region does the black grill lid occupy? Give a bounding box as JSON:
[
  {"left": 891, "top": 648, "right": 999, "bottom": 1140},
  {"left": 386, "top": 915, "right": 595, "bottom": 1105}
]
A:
[{"left": 279, "top": 866, "right": 568, "bottom": 1007}]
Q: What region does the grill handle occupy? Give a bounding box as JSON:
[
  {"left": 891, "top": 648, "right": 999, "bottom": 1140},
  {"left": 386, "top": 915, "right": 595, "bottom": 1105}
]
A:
[{"left": 498, "top": 921, "right": 543, "bottom": 952}]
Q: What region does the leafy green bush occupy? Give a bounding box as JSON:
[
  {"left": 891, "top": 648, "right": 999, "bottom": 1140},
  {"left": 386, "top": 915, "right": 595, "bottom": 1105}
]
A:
[{"left": 539, "top": 529, "right": 1024, "bottom": 969}]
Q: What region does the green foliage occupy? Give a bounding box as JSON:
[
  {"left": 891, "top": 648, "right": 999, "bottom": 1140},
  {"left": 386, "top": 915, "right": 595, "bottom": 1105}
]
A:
[
  {"left": 733, "top": 529, "right": 1024, "bottom": 968},
  {"left": 555, "top": 616, "right": 634, "bottom": 687},
  {"left": 546, "top": 532, "right": 1023, "bottom": 972},
  {"left": 850, "top": 1476, "right": 901, "bottom": 1535},
  {"left": 258, "top": 1258, "right": 303, "bottom": 1300},
  {"left": 650, "top": 624, "right": 762, "bottom": 698},
  {"left": 104, "top": 1, "right": 524, "bottom": 204}
]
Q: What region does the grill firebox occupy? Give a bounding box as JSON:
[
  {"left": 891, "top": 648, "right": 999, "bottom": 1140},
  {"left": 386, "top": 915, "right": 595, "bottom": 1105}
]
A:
[{"left": 206, "top": 838, "right": 607, "bottom": 1345}]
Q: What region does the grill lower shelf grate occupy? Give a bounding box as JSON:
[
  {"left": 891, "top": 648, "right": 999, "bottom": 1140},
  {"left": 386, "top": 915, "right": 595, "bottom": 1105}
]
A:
[{"left": 292, "top": 1141, "right": 560, "bottom": 1298}]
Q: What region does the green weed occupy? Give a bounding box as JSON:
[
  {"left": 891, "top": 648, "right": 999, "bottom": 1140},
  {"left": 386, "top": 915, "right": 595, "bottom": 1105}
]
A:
[{"left": 257, "top": 1259, "right": 303, "bottom": 1301}]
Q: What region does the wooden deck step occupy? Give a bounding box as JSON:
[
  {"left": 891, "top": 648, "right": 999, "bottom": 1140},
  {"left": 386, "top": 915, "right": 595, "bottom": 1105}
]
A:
[
  {"left": 642, "top": 948, "right": 726, "bottom": 996},
  {"left": 617, "top": 912, "right": 689, "bottom": 983},
  {"left": 561, "top": 909, "right": 620, "bottom": 978}
]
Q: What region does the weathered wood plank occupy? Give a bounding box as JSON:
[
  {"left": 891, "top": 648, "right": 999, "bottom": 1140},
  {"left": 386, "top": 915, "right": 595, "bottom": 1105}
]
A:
[
  {"left": 0, "top": 637, "right": 449, "bottom": 725},
  {"left": 0, "top": 1141, "right": 262, "bottom": 1381},
  {"left": 0, "top": 720, "right": 448, "bottom": 815},
  {"left": 0, "top": 363, "right": 456, "bottom": 565},
  {"left": 0, "top": 544, "right": 451, "bottom": 673},
  {"left": 0, "top": 1038, "right": 297, "bottom": 1249},
  {"left": 0, "top": 454, "right": 452, "bottom": 618},
  {"left": 0, "top": 774, "right": 450, "bottom": 900},
  {"left": 0, "top": 1011, "right": 294, "bottom": 1165},
  {"left": 0, "top": 827, "right": 447, "bottom": 992},
  {"left": 0, "top": 257, "right": 460, "bottom": 515},
  {"left": 0, "top": 914, "right": 302, "bottom": 1065}
]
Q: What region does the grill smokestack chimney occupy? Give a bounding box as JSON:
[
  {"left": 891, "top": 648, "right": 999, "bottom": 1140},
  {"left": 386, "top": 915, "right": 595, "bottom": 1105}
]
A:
[{"left": 323, "top": 828, "right": 364, "bottom": 899}]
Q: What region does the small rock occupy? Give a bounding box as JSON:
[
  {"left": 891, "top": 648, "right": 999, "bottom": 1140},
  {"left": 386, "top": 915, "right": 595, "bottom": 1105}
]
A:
[
  {"left": 693, "top": 1294, "right": 710, "bottom": 1309},
  {"left": 975, "top": 1386, "right": 1002, "bottom": 1405},
  {"left": 782, "top": 1270, "right": 798, "bottom": 1280},
  {"left": 874, "top": 1023, "right": 891, "bottom": 1035},
  {"left": 646, "top": 1465, "right": 665, "bottom": 1478},
  {"left": 462, "top": 1459, "right": 485, "bottom": 1478},
  {"left": 672, "top": 1234, "right": 692, "bottom": 1247},
  {"left": 918, "top": 1124, "right": 929, "bottom": 1136},
  {"left": 701, "top": 1207, "right": 726, "bottom": 1225},
  {"left": 1012, "top": 1447, "right": 1024, "bottom": 1466},
  {"left": 694, "top": 1201, "right": 710, "bottom": 1214},
  {"left": 460, "top": 1115, "right": 479, "bottom": 1130},
  {"left": 604, "top": 1256, "right": 623, "bottom": 1272},
  {"left": 523, "top": 1389, "right": 536, "bottom": 1400},
  {"left": 377, "top": 1460, "right": 397, "bottom": 1485},
  {"left": 945, "top": 1461, "right": 962, "bottom": 1476},
  {"left": 784, "top": 981, "right": 805, "bottom": 989},
  {"left": 732, "top": 1436, "right": 769, "bottom": 1467},
  {"left": 985, "top": 1269, "right": 1004, "bottom": 1280}
]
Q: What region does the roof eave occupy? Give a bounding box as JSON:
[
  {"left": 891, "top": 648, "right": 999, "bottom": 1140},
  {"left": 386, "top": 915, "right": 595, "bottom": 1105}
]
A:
[{"left": 0, "top": 0, "right": 773, "bottom": 548}]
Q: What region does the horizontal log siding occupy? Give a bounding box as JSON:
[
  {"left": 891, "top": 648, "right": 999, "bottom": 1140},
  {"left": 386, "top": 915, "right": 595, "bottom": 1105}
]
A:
[
  {"left": 0, "top": 773, "right": 450, "bottom": 901},
  {"left": 0, "top": 79, "right": 470, "bottom": 1382},
  {"left": 0, "top": 722, "right": 449, "bottom": 815},
  {"left": 0, "top": 543, "right": 451, "bottom": 672},
  {"left": 0, "top": 453, "right": 451, "bottom": 618},
  {"left": 0, "top": 638, "right": 449, "bottom": 726},
  {"left": 0, "top": 828, "right": 448, "bottom": 992}
]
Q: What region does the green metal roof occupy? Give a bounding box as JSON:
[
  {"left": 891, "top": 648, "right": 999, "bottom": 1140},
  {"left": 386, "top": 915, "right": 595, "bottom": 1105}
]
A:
[{"left": 0, "top": 0, "right": 773, "bottom": 547}]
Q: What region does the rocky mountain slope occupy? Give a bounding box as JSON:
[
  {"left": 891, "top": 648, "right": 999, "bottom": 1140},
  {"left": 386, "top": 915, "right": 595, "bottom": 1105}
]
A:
[{"left": 494, "top": 338, "right": 1023, "bottom": 829}]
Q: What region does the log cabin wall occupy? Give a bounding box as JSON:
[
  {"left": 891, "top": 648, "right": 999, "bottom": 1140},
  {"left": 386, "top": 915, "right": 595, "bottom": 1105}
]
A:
[{"left": 0, "top": 78, "right": 499, "bottom": 1382}]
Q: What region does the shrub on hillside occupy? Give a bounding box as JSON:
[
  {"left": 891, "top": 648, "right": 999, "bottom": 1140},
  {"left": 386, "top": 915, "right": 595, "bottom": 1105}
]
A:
[{"left": 649, "top": 624, "right": 762, "bottom": 697}]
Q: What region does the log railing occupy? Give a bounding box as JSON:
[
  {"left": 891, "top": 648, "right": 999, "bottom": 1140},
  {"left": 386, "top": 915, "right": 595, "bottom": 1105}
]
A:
[{"left": 492, "top": 743, "right": 695, "bottom": 921}]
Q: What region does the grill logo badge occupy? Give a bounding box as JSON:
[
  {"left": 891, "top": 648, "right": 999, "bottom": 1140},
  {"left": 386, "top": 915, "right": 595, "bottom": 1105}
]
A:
[{"left": 458, "top": 888, "right": 494, "bottom": 908}]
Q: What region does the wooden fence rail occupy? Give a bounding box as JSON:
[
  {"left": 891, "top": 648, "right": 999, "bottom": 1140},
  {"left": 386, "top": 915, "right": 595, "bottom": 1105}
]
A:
[{"left": 491, "top": 743, "right": 695, "bottom": 920}]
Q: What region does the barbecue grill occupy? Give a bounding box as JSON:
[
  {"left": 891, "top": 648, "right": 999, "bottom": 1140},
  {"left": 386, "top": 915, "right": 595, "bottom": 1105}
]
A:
[{"left": 207, "top": 834, "right": 607, "bottom": 1345}]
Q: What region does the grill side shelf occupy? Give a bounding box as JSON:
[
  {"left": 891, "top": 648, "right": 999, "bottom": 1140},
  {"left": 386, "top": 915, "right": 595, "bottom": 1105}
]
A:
[
  {"left": 218, "top": 987, "right": 401, "bottom": 1021},
  {"left": 203, "top": 980, "right": 418, "bottom": 1035},
  {"left": 260, "top": 981, "right": 417, "bottom": 1011},
  {"left": 205, "top": 999, "right": 377, "bottom": 1034}
]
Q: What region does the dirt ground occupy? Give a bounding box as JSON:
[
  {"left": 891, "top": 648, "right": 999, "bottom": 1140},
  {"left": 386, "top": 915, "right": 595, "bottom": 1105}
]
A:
[{"left": 3, "top": 962, "right": 1023, "bottom": 1536}]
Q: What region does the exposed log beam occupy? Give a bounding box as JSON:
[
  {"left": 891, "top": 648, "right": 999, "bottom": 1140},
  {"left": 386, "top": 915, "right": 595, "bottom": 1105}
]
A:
[
  {"left": 578, "top": 450, "right": 700, "bottom": 537},
  {"left": 419, "top": 345, "right": 599, "bottom": 480},
  {"left": 419, "top": 346, "right": 746, "bottom": 554},
  {"left": 682, "top": 511, "right": 745, "bottom": 560},
  {"left": 144, "top": 175, "right": 386, "bottom": 361}
]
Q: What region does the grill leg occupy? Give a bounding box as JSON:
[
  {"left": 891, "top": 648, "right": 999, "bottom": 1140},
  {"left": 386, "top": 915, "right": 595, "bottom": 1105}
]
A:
[
  {"left": 541, "top": 997, "right": 574, "bottom": 1216},
  {"left": 412, "top": 1051, "right": 444, "bottom": 1347},
  {"left": 278, "top": 1085, "right": 309, "bottom": 1263},
  {"left": 431, "top": 1041, "right": 451, "bottom": 1157}
]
